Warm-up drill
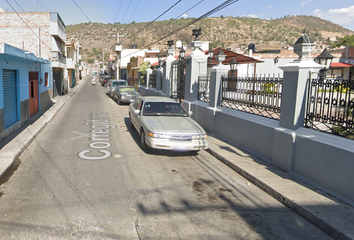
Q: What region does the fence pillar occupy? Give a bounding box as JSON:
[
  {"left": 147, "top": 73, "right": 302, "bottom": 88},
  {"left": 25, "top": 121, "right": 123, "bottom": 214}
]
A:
[
  {"left": 156, "top": 67, "right": 163, "bottom": 92},
  {"left": 146, "top": 68, "right": 152, "bottom": 88},
  {"left": 272, "top": 34, "right": 325, "bottom": 172},
  {"left": 278, "top": 35, "right": 324, "bottom": 130},
  {"left": 184, "top": 41, "right": 208, "bottom": 102},
  {"left": 209, "top": 63, "right": 230, "bottom": 108},
  {"left": 162, "top": 48, "right": 175, "bottom": 97}
]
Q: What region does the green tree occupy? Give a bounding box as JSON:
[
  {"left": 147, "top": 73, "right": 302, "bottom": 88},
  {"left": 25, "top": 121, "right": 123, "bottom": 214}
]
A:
[
  {"left": 332, "top": 35, "right": 354, "bottom": 47},
  {"left": 138, "top": 61, "right": 149, "bottom": 85}
]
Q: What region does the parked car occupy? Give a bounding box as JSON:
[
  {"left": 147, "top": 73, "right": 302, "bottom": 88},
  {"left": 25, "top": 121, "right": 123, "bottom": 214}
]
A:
[
  {"left": 98, "top": 73, "right": 105, "bottom": 83},
  {"left": 112, "top": 86, "right": 141, "bottom": 105},
  {"left": 101, "top": 76, "right": 111, "bottom": 87},
  {"left": 129, "top": 96, "right": 208, "bottom": 151},
  {"left": 107, "top": 80, "right": 128, "bottom": 97}
]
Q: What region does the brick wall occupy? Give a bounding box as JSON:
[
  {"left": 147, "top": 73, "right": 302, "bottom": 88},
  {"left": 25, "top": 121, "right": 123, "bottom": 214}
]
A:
[{"left": 0, "top": 12, "right": 52, "bottom": 60}]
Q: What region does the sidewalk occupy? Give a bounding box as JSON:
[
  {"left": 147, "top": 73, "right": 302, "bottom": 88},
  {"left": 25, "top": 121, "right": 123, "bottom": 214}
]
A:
[
  {"left": 0, "top": 79, "right": 85, "bottom": 178},
  {"left": 0, "top": 78, "right": 353, "bottom": 239}
]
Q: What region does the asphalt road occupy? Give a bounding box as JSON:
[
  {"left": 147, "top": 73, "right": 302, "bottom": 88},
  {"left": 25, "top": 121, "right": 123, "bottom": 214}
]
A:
[{"left": 0, "top": 78, "right": 332, "bottom": 239}]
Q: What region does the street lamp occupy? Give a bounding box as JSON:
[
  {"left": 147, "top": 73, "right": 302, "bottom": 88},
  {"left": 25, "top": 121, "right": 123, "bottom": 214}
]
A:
[
  {"left": 216, "top": 49, "right": 226, "bottom": 65},
  {"left": 229, "top": 57, "right": 238, "bottom": 77},
  {"left": 158, "top": 53, "right": 163, "bottom": 67},
  {"left": 147, "top": 61, "right": 151, "bottom": 69},
  {"left": 179, "top": 47, "right": 186, "bottom": 60},
  {"left": 208, "top": 47, "right": 214, "bottom": 63},
  {"left": 315, "top": 48, "right": 334, "bottom": 80},
  {"left": 167, "top": 40, "right": 174, "bottom": 49},
  {"left": 192, "top": 28, "right": 202, "bottom": 41}
]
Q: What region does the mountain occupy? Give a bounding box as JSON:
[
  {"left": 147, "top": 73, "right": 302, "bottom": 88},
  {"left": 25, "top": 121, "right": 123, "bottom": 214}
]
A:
[{"left": 66, "top": 15, "right": 354, "bottom": 63}]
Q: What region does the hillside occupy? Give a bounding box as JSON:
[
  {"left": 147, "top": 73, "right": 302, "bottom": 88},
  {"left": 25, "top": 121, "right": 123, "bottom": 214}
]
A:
[{"left": 66, "top": 15, "right": 354, "bottom": 63}]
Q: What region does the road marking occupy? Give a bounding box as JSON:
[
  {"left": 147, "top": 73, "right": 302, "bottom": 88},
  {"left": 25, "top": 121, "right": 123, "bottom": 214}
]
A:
[
  {"left": 70, "top": 131, "right": 90, "bottom": 140},
  {"left": 77, "top": 112, "right": 116, "bottom": 161}
]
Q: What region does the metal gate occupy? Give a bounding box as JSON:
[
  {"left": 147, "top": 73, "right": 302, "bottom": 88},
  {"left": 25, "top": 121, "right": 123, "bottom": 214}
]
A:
[
  {"left": 3, "top": 69, "right": 18, "bottom": 128},
  {"left": 170, "top": 61, "right": 185, "bottom": 102}
]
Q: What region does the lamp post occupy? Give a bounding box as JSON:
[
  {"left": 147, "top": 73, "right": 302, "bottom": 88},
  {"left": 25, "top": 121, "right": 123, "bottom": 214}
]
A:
[{"left": 315, "top": 48, "right": 334, "bottom": 80}]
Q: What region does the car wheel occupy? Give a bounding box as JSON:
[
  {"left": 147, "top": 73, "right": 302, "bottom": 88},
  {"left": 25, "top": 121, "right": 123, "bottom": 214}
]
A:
[
  {"left": 129, "top": 113, "right": 135, "bottom": 129},
  {"left": 140, "top": 130, "right": 149, "bottom": 151},
  {"left": 118, "top": 97, "right": 121, "bottom": 105}
]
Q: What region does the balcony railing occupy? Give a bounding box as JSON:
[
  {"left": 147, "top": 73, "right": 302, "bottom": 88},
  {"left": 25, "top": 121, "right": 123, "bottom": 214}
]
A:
[{"left": 51, "top": 51, "right": 66, "bottom": 64}]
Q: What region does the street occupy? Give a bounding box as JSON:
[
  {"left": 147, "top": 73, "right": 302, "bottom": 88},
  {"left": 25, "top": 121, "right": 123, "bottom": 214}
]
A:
[{"left": 0, "top": 77, "right": 332, "bottom": 239}]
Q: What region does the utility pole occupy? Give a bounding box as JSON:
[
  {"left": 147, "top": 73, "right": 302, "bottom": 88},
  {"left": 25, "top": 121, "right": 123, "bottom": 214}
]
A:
[{"left": 112, "top": 28, "right": 125, "bottom": 79}]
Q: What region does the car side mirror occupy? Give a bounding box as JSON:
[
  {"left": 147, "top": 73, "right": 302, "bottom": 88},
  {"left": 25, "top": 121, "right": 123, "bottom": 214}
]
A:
[{"left": 134, "top": 109, "right": 140, "bottom": 115}]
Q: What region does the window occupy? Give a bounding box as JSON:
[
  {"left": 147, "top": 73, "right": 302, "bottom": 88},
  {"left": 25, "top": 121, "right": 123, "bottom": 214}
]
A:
[{"left": 45, "top": 72, "right": 49, "bottom": 87}]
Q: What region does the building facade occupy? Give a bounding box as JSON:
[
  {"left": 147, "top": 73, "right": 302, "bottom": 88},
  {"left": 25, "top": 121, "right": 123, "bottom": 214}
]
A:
[
  {"left": 0, "top": 12, "right": 67, "bottom": 97},
  {"left": 0, "top": 43, "right": 52, "bottom": 141}
]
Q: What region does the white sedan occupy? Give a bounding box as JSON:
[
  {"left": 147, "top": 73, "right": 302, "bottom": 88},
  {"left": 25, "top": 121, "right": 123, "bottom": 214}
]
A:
[{"left": 129, "top": 96, "right": 208, "bottom": 151}]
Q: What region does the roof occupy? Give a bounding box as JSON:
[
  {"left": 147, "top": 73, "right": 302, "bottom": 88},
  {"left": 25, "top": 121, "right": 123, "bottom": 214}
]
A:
[
  {"left": 205, "top": 47, "right": 263, "bottom": 65},
  {"left": 331, "top": 62, "right": 354, "bottom": 68},
  {"left": 294, "top": 35, "right": 314, "bottom": 44}
]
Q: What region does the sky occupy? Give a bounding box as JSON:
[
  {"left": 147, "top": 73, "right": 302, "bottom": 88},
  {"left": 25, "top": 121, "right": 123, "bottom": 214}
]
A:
[{"left": 0, "top": 0, "right": 354, "bottom": 31}]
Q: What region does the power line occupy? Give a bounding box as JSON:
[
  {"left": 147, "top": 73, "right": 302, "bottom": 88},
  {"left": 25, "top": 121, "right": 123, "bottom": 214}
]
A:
[
  {"left": 5, "top": 0, "right": 52, "bottom": 51},
  {"left": 113, "top": 0, "right": 123, "bottom": 24},
  {"left": 121, "top": 0, "right": 239, "bottom": 60},
  {"left": 37, "top": 0, "right": 48, "bottom": 12},
  {"left": 163, "top": 0, "right": 205, "bottom": 28},
  {"left": 121, "top": 0, "right": 133, "bottom": 24},
  {"left": 71, "top": 0, "right": 91, "bottom": 23},
  {"left": 13, "top": 0, "right": 50, "bottom": 35},
  {"left": 144, "top": 0, "right": 239, "bottom": 49},
  {"left": 128, "top": 0, "right": 142, "bottom": 24},
  {"left": 125, "top": 0, "right": 182, "bottom": 40}
]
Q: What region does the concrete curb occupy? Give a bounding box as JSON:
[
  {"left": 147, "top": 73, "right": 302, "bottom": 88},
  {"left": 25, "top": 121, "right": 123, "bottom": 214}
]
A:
[{"left": 206, "top": 146, "right": 352, "bottom": 240}]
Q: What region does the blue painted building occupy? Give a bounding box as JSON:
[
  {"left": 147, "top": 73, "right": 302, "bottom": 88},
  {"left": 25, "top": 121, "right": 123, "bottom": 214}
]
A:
[{"left": 0, "top": 43, "right": 52, "bottom": 141}]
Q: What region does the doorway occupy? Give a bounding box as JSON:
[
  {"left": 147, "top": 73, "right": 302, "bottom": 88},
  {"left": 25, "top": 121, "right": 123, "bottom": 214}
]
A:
[{"left": 29, "top": 71, "right": 39, "bottom": 117}]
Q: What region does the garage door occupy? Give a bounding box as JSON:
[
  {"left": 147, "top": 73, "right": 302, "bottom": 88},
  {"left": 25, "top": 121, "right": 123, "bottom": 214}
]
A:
[{"left": 3, "top": 69, "right": 18, "bottom": 128}]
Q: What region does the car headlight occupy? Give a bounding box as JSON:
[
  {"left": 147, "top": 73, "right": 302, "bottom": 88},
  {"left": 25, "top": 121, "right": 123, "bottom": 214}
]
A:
[
  {"left": 148, "top": 131, "right": 171, "bottom": 139},
  {"left": 192, "top": 134, "right": 207, "bottom": 140}
]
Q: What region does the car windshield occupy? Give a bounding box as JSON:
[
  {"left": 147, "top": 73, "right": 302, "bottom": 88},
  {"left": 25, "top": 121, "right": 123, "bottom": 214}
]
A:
[
  {"left": 143, "top": 102, "right": 188, "bottom": 116},
  {"left": 119, "top": 87, "right": 136, "bottom": 93}
]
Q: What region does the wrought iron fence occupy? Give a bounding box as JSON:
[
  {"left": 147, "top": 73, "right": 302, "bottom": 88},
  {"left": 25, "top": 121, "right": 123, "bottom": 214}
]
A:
[
  {"left": 305, "top": 78, "right": 354, "bottom": 139},
  {"left": 149, "top": 71, "right": 157, "bottom": 88},
  {"left": 198, "top": 76, "right": 210, "bottom": 102},
  {"left": 221, "top": 75, "right": 283, "bottom": 120}
]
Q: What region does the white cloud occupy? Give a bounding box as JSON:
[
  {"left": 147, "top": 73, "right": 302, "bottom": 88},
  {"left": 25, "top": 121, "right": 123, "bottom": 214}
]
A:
[
  {"left": 242, "top": 14, "right": 258, "bottom": 18},
  {"left": 0, "top": 8, "right": 5, "bottom": 13},
  {"left": 266, "top": 6, "right": 272, "bottom": 9},
  {"left": 301, "top": 0, "right": 313, "bottom": 8},
  {"left": 313, "top": 5, "right": 354, "bottom": 25}
]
